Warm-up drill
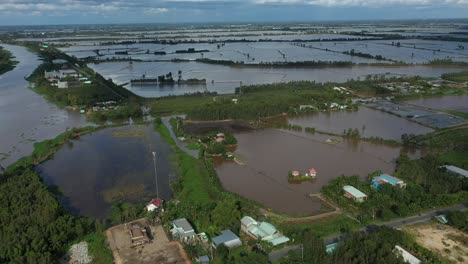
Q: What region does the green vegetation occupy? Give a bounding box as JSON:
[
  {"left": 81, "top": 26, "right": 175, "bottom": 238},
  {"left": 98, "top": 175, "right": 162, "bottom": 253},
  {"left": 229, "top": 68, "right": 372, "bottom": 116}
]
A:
[
  {"left": 445, "top": 110, "right": 468, "bottom": 119},
  {"left": 446, "top": 211, "right": 468, "bottom": 233},
  {"left": 0, "top": 46, "right": 17, "bottom": 75},
  {"left": 82, "top": 232, "right": 114, "bottom": 263},
  {"left": 87, "top": 102, "right": 143, "bottom": 123},
  {"left": 441, "top": 71, "right": 468, "bottom": 82},
  {"left": 0, "top": 168, "right": 94, "bottom": 263},
  {"left": 185, "top": 81, "right": 353, "bottom": 120},
  {"left": 407, "top": 126, "right": 468, "bottom": 151},
  {"left": 278, "top": 215, "right": 362, "bottom": 239},
  {"left": 149, "top": 92, "right": 215, "bottom": 116},
  {"left": 281, "top": 227, "right": 441, "bottom": 264},
  {"left": 321, "top": 154, "right": 468, "bottom": 223}
]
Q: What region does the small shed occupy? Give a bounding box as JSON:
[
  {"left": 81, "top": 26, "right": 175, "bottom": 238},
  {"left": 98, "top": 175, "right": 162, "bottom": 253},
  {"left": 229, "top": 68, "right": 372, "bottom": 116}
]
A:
[
  {"left": 146, "top": 198, "right": 163, "bottom": 212},
  {"left": 393, "top": 245, "right": 421, "bottom": 264}
]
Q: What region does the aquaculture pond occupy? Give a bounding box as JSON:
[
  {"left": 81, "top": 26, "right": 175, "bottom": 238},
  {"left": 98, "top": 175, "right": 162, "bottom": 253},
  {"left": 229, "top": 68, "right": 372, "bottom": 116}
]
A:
[
  {"left": 37, "top": 125, "right": 178, "bottom": 218},
  {"left": 404, "top": 94, "right": 468, "bottom": 110},
  {"left": 215, "top": 129, "right": 424, "bottom": 215},
  {"left": 288, "top": 106, "right": 433, "bottom": 140}
]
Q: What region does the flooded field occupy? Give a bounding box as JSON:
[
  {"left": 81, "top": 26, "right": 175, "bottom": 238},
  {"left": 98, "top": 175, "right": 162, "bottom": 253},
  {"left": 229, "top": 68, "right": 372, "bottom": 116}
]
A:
[
  {"left": 0, "top": 45, "right": 90, "bottom": 167},
  {"left": 405, "top": 94, "right": 468, "bottom": 110},
  {"left": 288, "top": 106, "right": 433, "bottom": 140},
  {"left": 215, "top": 129, "right": 421, "bottom": 215},
  {"left": 37, "top": 125, "right": 177, "bottom": 218},
  {"left": 90, "top": 61, "right": 465, "bottom": 97}
]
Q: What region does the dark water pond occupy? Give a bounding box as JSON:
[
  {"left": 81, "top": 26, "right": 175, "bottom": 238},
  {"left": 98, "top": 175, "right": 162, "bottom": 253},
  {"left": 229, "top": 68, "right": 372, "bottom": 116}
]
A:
[
  {"left": 37, "top": 125, "right": 177, "bottom": 218},
  {"left": 215, "top": 129, "right": 423, "bottom": 215}
]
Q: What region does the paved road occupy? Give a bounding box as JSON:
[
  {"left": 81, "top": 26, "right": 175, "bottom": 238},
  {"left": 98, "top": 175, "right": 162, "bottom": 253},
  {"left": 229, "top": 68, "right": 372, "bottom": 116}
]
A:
[
  {"left": 161, "top": 115, "right": 199, "bottom": 158},
  {"left": 324, "top": 202, "right": 468, "bottom": 245}
]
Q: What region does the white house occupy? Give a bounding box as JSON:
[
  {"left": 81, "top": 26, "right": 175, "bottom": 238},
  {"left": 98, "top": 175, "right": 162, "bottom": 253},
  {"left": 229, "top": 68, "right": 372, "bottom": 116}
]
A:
[
  {"left": 146, "top": 198, "right": 162, "bottom": 212},
  {"left": 57, "top": 81, "right": 68, "bottom": 89},
  {"left": 171, "top": 218, "right": 196, "bottom": 243}
]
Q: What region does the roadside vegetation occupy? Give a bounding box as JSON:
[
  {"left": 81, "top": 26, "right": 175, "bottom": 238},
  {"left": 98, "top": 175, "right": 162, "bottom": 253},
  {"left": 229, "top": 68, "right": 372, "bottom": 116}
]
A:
[{"left": 0, "top": 46, "right": 18, "bottom": 75}]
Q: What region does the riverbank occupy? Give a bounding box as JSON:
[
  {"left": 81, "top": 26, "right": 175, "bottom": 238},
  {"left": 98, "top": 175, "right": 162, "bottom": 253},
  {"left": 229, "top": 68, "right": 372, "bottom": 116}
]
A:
[{"left": 0, "top": 46, "right": 18, "bottom": 75}]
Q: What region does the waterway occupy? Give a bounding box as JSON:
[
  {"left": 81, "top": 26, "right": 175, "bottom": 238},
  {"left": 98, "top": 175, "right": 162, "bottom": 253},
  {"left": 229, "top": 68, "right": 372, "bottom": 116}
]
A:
[{"left": 0, "top": 44, "right": 90, "bottom": 167}]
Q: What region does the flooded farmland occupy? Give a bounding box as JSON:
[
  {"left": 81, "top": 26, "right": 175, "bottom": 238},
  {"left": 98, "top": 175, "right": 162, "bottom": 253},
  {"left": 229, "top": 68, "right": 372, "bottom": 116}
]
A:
[
  {"left": 90, "top": 61, "right": 465, "bottom": 97},
  {"left": 215, "top": 129, "right": 421, "bottom": 215},
  {"left": 37, "top": 125, "right": 177, "bottom": 218},
  {"left": 288, "top": 106, "right": 434, "bottom": 140}
]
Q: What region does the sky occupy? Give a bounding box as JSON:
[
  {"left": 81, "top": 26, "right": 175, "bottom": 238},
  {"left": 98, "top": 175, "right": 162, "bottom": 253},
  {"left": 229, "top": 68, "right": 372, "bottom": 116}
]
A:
[{"left": 0, "top": 0, "right": 468, "bottom": 25}]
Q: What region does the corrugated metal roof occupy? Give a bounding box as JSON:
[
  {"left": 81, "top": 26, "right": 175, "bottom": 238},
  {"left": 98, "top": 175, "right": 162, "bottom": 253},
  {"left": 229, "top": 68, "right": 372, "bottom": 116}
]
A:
[
  {"left": 212, "top": 230, "right": 241, "bottom": 248},
  {"left": 270, "top": 236, "right": 290, "bottom": 246},
  {"left": 394, "top": 245, "right": 421, "bottom": 264},
  {"left": 376, "top": 174, "right": 404, "bottom": 185},
  {"left": 172, "top": 218, "right": 194, "bottom": 232},
  {"left": 343, "top": 185, "right": 367, "bottom": 198},
  {"left": 258, "top": 222, "right": 277, "bottom": 236},
  {"left": 443, "top": 165, "right": 468, "bottom": 178}
]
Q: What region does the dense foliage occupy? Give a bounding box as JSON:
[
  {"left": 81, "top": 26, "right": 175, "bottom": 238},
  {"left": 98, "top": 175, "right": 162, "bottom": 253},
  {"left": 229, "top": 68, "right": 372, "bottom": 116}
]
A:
[
  {"left": 0, "top": 168, "right": 92, "bottom": 263},
  {"left": 281, "top": 227, "right": 440, "bottom": 264},
  {"left": 0, "top": 46, "right": 17, "bottom": 74},
  {"left": 322, "top": 154, "right": 468, "bottom": 223},
  {"left": 186, "top": 81, "right": 353, "bottom": 120},
  {"left": 446, "top": 211, "right": 468, "bottom": 233}
]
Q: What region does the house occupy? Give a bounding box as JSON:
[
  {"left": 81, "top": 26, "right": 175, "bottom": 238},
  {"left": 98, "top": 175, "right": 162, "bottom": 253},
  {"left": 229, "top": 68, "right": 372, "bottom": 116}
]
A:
[
  {"left": 306, "top": 168, "right": 317, "bottom": 178},
  {"left": 393, "top": 245, "right": 421, "bottom": 264},
  {"left": 240, "top": 216, "right": 290, "bottom": 246},
  {"left": 128, "top": 222, "right": 150, "bottom": 246},
  {"left": 441, "top": 165, "right": 468, "bottom": 178},
  {"left": 197, "top": 255, "right": 210, "bottom": 264},
  {"left": 343, "top": 185, "right": 367, "bottom": 203},
  {"left": 291, "top": 170, "right": 300, "bottom": 177},
  {"left": 171, "top": 218, "right": 196, "bottom": 242},
  {"left": 372, "top": 174, "right": 406, "bottom": 190},
  {"left": 59, "top": 69, "right": 79, "bottom": 78},
  {"left": 211, "top": 229, "right": 242, "bottom": 250},
  {"left": 44, "top": 70, "right": 60, "bottom": 79},
  {"left": 146, "top": 197, "right": 163, "bottom": 212}
]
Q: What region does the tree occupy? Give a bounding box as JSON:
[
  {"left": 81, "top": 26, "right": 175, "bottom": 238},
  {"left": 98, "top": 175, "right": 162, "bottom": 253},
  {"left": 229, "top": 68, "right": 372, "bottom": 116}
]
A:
[{"left": 211, "top": 198, "right": 241, "bottom": 231}]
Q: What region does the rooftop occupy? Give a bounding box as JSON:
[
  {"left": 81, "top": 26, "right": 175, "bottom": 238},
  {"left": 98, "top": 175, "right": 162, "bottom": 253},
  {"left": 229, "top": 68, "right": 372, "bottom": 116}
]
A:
[
  {"left": 343, "top": 185, "right": 367, "bottom": 198},
  {"left": 172, "top": 218, "right": 194, "bottom": 233},
  {"left": 442, "top": 165, "right": 468, "bottom": 178},
  {"left": 394, "top": 245, "right": 421, "bottom": 264},
  {"left": 212, "top": 230, "right": 240, "bottom": 247},
  {"left": 374, "top": 174, "right": 404, "bottom": 185}
]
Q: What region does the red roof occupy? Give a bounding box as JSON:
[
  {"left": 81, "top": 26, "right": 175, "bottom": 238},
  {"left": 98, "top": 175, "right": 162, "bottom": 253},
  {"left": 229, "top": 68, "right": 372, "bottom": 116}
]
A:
[
  {"left": 309, "top": 168, "right": 316, "bottom": 173},
  {"left": 150, "top": 198, "right": 162, "bottom": 207}
]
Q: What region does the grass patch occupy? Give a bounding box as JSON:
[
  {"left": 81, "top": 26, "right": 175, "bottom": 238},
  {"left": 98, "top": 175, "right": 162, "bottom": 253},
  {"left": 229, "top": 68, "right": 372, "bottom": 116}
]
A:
[
  {"left": 438, "top": 151, "right": 468, "bottom": 169},
  {"left": 278, "top": 215, "right": 362, "bottom": 240},
  {"left": 83, "top": 232, "right": 114, "bottom": 264}
]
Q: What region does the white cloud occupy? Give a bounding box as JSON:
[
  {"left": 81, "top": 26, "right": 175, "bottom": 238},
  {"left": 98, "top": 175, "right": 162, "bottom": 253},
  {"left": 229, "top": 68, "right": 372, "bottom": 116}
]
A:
[
  {"left": 144, "top": 7, "right": 169, "bottom": 14},
  {"left": 254, "top": 0, "right": 468, "bottom": 6}
]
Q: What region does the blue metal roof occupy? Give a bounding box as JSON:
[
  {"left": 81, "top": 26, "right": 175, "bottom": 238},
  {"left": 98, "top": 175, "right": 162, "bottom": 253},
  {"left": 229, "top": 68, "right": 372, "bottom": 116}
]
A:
[{"left": 212, "top": 230, "right": 240, "bottom": 247}]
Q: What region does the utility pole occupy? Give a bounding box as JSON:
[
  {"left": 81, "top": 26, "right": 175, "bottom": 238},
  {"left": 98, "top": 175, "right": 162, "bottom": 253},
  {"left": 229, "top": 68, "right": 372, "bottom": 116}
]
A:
[{"left": 152, "top": 151, "right": 159, "bottom": 198}]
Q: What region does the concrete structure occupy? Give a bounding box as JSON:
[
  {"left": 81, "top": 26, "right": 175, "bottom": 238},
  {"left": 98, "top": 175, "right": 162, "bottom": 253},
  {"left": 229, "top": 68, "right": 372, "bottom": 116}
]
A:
[
  {"left": 343, "top": 185, "right": 367, "bottom": 203},
  {"left": 441, "top": 165, "right": 468, "bottom": 178},
  {"left": 171, "top": 218, "right": 196, "bottom": 243},
  {"left": 393, "top": 245, "right": 421, "bottom": 264},
  {"left": 146, "top": 198, "right": 163, "bottom": 212},
  {"left": 211, "top": 229, "right": 242, "bottom": 250},
  {"left": 372, "top": 174, "right": 406, "bottom": 190},
  {"left": 240, "top": 216, "right": 290, "bottom": 246}
]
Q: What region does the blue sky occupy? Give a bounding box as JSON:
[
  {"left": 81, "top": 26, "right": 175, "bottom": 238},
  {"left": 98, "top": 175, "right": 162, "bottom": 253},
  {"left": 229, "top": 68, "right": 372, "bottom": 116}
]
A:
[{"left": 0, "top": 0, "right": 467, "bottom": 25}]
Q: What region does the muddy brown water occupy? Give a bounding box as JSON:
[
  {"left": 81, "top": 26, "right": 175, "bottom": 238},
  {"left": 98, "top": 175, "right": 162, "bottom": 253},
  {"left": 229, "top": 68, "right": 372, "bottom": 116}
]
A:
[
  {"left": 288, "top": 106, "right": 434, "bottom": 140},
  {"left": 215, "top": 129, "right": 422, "bottom": 215}
]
